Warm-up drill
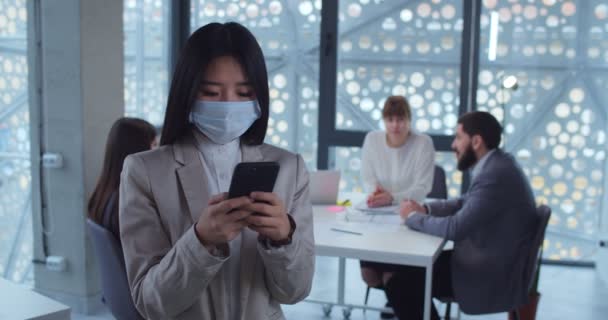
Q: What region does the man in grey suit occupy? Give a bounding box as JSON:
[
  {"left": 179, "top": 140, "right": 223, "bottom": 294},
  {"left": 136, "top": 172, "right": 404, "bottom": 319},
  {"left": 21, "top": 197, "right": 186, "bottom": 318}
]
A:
[{"left": 385, "top": 111, "right": 538, "bottom": 320}]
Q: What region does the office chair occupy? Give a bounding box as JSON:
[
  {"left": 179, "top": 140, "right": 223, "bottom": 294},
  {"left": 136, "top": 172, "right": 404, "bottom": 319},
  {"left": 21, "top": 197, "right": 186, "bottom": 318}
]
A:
[
  {"left": 363, "top": 165, "right": 448, "bottom": 318},
  {"left": 87, "top": 219, "right": 144, "bottom": 320},
  {"left": 442, "top": 205, "right": 552, "bottom": 320},
  {"left": 428, "top": 165, "right": 447, "bottom": 199},
  {"left": 509, "top": 204, "right": 551, "bottom": 320}
]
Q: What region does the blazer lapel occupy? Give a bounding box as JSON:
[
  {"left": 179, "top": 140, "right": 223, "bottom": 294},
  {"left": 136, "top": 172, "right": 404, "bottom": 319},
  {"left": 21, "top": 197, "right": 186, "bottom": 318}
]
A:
[
  {"left": 174, "top": 134, "right": 210, "bottom": 223},
  {"left": 239, "top": 143, "right": 264, "bottom": 315}
]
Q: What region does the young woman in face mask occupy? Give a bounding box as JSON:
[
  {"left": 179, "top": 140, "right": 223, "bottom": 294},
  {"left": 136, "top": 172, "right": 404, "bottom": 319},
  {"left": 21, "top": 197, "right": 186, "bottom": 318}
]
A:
[{"left": 118, "top": 22, "right": 314, "bottom": 320}]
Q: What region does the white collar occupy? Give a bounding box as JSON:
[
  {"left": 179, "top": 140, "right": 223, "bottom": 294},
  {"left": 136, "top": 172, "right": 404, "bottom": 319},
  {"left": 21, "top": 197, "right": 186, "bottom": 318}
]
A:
[{"left": 471, "top": 149, "right": 496, "bottom": 180}]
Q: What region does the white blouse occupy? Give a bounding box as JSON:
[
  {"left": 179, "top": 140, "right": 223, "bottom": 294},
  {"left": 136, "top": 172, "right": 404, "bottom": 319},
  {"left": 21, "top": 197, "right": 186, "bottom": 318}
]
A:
[
  {"left": 360, "top": 130, "right": 436, "bottom": 203},
  {"left": 192, "top": 130, "right": 243, "bottom": 320}
]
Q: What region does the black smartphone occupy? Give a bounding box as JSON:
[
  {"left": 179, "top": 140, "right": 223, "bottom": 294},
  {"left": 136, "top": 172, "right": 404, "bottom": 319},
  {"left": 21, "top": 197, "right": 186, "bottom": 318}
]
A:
[{"left": 228, "top": 162, "right": 280, "bottom": 199}]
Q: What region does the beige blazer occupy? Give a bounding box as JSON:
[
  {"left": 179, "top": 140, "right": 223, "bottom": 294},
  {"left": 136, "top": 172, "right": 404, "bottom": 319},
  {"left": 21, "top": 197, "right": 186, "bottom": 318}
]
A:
[{"left": 119, "top": 134, "right": 315, "bottom": 319}]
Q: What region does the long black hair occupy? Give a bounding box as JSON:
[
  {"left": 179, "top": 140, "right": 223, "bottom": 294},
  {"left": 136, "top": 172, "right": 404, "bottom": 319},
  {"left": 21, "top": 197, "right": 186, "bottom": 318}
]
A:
[
  {"left": 88, "top": 117, "right": 156, "bottom": 236},
  {"left": 160, "top": 22, "right": 269, "bottom": 146}
]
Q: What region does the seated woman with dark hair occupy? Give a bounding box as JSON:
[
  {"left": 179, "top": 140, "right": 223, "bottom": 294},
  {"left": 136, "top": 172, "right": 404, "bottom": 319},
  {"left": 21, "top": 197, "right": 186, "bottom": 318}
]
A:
[{"left": 87, "top": 117, "right": 157, "bottom": 242}]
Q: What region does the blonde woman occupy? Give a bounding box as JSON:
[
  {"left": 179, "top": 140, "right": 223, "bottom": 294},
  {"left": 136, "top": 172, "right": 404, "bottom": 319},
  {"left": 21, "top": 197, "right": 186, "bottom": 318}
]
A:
[{"left": 360, "top": 96, "right": 435, "bottom": 306}]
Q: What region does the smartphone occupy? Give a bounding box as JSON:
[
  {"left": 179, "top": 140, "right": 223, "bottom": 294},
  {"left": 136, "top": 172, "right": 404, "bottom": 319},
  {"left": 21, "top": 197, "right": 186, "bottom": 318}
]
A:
[{"left": 228, "top": 162, "right": 280, "bottom": 199}]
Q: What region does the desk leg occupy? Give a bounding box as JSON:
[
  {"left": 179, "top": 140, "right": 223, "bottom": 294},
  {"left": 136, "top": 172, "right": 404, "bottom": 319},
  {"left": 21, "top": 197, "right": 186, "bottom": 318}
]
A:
[
  {"left": 338, "top": 257, "right": 346, "bottom": 304},
  {"left": 424, "top": 263, "right": 433, "bottom": 320}
]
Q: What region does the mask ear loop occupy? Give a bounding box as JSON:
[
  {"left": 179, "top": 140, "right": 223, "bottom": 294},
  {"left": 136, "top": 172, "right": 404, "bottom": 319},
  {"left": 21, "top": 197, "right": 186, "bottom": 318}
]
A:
[{"left": 253, "top": 100, "right": 262, "bottom": 118}]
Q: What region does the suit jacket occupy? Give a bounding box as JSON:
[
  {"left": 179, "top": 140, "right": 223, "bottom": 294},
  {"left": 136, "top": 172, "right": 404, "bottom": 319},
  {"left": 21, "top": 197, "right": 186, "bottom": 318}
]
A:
[
  {"left": 406, "top": 150, "right": 537, "bottom": 314},
  {"left": 119, "top": 134, "right": 315, "bottom": 319}
]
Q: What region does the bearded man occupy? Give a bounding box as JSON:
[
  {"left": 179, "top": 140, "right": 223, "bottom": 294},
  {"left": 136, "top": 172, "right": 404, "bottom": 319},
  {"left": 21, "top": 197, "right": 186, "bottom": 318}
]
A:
[{"left": 383, "top": 111, "right": 538, "bottom": 320}]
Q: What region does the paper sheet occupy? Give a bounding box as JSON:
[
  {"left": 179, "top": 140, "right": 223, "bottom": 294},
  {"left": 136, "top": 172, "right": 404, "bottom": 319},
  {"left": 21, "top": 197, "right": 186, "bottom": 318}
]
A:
[
  {"left": 343, "top": 206, "right": 403, "bottom": 225},
  {"left": 354, "top": 200, "right": 399, "bottom": 214}
]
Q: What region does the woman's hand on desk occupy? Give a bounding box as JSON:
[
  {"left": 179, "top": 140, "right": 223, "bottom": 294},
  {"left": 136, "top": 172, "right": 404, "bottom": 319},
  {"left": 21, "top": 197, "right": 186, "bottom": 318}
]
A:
[
  {"left": 194, "top": 193, "right": 254, "bottom": 248},
  {"left": 243, "top": 192, "right": 291, "bottom": 242},
  {"left": 367, "top": 185, "right": 393, "bottom": 207},
  {"left": 400, "top": 200, "right": 427, "bottom": 219}
]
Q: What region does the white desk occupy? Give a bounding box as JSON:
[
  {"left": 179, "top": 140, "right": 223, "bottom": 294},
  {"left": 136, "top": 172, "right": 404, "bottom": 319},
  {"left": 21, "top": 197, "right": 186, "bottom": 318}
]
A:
[
  {"left": 0, "top": 278, "right": 71, "bottom": 320},
  {"left": 310, "top": 195, "right": 446, "bottom": 320}
]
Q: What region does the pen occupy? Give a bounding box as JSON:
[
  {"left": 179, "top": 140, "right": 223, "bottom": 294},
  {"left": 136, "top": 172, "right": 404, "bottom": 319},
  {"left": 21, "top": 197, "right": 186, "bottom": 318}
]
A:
[
  {"left": 330, "top": 228, "right": 363, "bottom": 236},
  {"left": 337, "top": 199, "right": 351, "bottom": 206}
]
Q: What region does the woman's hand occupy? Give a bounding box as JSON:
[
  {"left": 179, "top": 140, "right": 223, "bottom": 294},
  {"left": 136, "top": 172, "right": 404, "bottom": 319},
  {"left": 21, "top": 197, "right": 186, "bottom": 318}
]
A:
[
  {"left": 195, "top": 193, "right": 254, "bottom": 247},
  {"left": 243, "top": 192, "right": 291, "bottom": 242},
  {"left": 367, "top": 185, "right": 393, "bottom": 207}
]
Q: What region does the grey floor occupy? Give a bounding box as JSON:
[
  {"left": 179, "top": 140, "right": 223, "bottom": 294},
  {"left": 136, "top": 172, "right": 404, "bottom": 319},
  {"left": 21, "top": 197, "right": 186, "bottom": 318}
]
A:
[{"left": 74, "top": 257, "right": 608, "bottom": 320}]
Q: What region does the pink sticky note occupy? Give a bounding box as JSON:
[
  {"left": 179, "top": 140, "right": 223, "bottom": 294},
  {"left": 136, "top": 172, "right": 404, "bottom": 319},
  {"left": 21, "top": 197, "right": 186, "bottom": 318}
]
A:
[{"left": 327, "top": 205, "right": 345, "bottom": 213}]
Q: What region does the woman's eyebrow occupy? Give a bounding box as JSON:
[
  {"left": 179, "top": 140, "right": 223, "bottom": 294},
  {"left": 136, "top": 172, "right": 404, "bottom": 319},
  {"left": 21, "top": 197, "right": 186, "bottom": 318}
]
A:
[
  {"left": 199, "top": 81, "right": 252, "bottom": 86},
  {"left": 200, "top": 80, "right": 221, "bottom": 86}
]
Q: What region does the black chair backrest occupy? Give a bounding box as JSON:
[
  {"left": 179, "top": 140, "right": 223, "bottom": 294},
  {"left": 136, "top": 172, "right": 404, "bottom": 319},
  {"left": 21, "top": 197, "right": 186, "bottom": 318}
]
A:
[
  {"left": 428, "top": 165, "right": 448, "bottom": 199},
  {"left": 523, "top": 205, "right": 552, "bottom": 293},
  {"left": 87, "top": 219, "right": 143, "bottom": 320}
]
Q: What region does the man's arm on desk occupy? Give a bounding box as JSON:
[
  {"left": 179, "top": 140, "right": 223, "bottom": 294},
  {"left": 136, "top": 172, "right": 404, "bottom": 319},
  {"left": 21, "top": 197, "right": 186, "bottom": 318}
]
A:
[
  {"left": 399, "top": 198, "right": 463, "bottom": 220},
  {"left": 425, "top": 198, "right": 464, "bottom": 217},
  {"left": 405, "top": 177, "right": 501, "bottom": 241}
]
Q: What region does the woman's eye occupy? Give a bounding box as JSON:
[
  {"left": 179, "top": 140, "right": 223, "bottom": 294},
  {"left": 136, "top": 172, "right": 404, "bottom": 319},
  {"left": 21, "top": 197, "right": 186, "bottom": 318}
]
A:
[
  {"left": 201, "top": 90, "right": 218, "bottom": 96},
  {"left": 238, "top": 91, "right": 254, "bottom": 97}
]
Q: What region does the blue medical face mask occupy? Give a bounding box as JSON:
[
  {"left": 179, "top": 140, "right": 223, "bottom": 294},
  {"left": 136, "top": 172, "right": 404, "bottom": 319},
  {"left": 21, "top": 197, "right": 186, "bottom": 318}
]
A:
[{"left": 189, "top": 100, "right": 261, "bottom": 145}]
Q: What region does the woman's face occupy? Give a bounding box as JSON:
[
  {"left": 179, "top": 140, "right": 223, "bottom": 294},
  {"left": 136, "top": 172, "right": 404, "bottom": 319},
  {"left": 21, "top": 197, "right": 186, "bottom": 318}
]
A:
[
  {"left": 383, "top": 116, "right": 409, "bottom": 137},
  {"left": 198, "top": 56, "right": 256, "bottom": 102}
]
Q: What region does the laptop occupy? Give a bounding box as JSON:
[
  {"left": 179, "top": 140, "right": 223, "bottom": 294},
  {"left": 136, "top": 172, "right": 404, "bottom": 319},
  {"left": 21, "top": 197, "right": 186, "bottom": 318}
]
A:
[{"left": 309, "top": 170, "right": 341, "bottom": 205}]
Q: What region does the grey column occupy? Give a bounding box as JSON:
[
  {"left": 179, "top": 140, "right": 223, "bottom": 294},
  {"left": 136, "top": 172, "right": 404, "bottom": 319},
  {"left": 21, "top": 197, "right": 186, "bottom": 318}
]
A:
[
  {"left": 28, "top": 0, "right": 124, "bottom": 314},
  {"left": 598, "top": 154, "right": 608, "bottom": 285}
]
